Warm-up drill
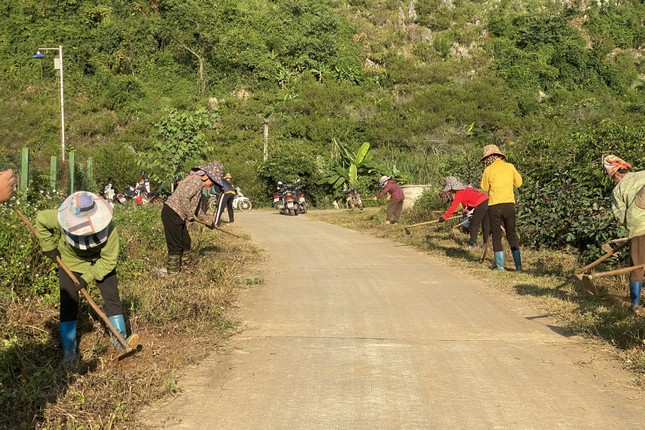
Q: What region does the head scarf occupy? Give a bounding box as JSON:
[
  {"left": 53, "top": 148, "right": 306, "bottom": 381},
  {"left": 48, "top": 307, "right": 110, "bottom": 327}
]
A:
[
  {"left": 441, "top": 176, "right": 466, "bottom": 192},
  {"left": 483, "top": 155, "right": 499, "bottom": 168},
  {"left": 603, "top": 155, "right": 631, "bottom": 177}
]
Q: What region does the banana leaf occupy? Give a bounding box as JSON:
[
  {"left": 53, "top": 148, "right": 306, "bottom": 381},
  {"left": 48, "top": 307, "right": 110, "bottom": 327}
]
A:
[{"left": 355, "top": 142, "right": 370, "bottom": 165}]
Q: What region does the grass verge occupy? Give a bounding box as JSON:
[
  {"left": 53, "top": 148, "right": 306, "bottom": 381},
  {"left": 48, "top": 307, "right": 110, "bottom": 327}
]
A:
[
  {"left": 0, "top": 203, "right": 262, "bottom": 429},
  {"left": 309, "top": 207, "right": 645, "bottom": 383}
]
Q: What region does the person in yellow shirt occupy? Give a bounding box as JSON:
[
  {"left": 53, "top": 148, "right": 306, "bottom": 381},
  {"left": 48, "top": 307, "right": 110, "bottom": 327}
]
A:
[{"left": 480, "top": 145, "right": 523, "bottom": 270}]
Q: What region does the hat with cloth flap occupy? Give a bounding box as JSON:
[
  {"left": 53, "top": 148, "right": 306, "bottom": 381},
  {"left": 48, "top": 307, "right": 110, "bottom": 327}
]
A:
[
  {"left": 58, "top": 191, "right": 113, "bottom": 250},
  {"left": 602, "top": 155, "right": 632, "bottom": 178},
  {"left": 192, "top": 161, "right": 224, "bottom": 187},
  {"left": 442, "top": 176, "right": 466, "bottom": 192},
  {"left": 480, "top": 144, "right": 505, "bottom": 161},
  {"left": 378, "top": 176, "right": 391, "bottom": 185}
]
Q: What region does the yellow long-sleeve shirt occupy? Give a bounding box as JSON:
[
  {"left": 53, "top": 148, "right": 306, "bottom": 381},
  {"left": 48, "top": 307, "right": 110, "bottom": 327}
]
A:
[{"left": 480, "top": 159, "right": 522, "bottom": 206}]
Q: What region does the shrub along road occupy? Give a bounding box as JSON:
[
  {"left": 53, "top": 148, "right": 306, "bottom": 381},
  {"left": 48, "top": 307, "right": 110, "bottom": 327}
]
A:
[{"left": 139, "top": 211, "right": 642, "bottom": 429}]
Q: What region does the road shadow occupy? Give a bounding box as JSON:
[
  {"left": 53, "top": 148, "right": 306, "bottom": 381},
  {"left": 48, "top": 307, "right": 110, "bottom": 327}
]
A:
[
  {"left": 524, "top": 313, "right": 576, "bottom": 337},
  {"left": 514, "top": 282, "right": 645, "bottom": 349}
]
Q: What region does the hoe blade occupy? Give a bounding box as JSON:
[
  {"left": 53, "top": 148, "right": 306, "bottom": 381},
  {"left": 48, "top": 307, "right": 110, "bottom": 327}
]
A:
[{"left": 580, "top": 275, "right": 598, "bottom": 296}]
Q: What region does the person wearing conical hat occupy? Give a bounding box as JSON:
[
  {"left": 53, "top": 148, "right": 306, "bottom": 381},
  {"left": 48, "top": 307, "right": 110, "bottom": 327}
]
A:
[
  {"left": 372, "top": 175, "right": 405, "bottom": 224},
  {"left": 438, "top": 176, "right": 490, "bottom": 248},
  {"left": 603, "top": 155, "right": 645, "bottom": 312},
  {"left": 162, "top": 161, "right": 224, "bottom": 274},
  {"left": 35, "top": 191, "right": 137, "bottom": 365},
  {"left": 480, "top": 145, "right": 523, "bottom": 271}
]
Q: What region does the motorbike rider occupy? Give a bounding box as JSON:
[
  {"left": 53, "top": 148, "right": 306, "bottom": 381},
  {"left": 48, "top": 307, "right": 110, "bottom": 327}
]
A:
[
  {"left": 213, "top": 173, "right": 236, "bottom": 226},
  {"left": 161, "top": 161, "right": 224, "bottom": 274}
]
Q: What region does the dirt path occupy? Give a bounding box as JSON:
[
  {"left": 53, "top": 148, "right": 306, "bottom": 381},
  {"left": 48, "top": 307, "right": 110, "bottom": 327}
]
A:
[{"left": 139, "top": 211, "right": 642, "bottom": 429}]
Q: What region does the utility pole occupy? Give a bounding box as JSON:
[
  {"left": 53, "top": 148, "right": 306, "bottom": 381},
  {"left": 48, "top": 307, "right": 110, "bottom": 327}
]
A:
[{"left": 262, "top": 119, "right": 269, "bottom": 162}]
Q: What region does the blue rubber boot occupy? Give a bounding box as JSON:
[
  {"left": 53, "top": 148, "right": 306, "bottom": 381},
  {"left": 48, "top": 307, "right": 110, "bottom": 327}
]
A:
[
  {"left": 512, "top": 249, "right": 522, "bottom": 271},
  {"left": 59, "top": 321, "right": 78, "bottom": 366},
  {"left": 494, "top": 251, "right": 505, "bottom": 271},
  {"left": 629, "top": 281, "right": 642, "bottom": 312},
  {"left": 108, "top": 314, "right": 138, "bottom": 350}
]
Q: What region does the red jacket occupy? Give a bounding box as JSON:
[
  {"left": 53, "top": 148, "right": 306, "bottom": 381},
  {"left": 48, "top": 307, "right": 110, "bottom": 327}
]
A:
[
  {"left": 442, "top": 187, "right": 488, "bottom": 219},
  {"left": 377, "top": 181, "right": 405, "bottom": 200}
]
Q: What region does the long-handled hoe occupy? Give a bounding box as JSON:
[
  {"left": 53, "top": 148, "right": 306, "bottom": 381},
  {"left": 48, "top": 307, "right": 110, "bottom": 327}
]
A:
[
  {"left": 17, "top": 210, "right": 140, "bottom": 360},
  {"left": 193, "top": 218, "right": 245, "bottom": 240},
  {"left": 404, "top": 215, "right": 460, "bottom": 235},
  {"left": 574, "top": 238, "right": 631, "bottom": 296}
]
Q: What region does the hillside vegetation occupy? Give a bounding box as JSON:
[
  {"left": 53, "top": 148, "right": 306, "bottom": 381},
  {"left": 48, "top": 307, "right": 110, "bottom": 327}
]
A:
[{"left": 0, "top": 1, "right": 644, "bottom": 427}]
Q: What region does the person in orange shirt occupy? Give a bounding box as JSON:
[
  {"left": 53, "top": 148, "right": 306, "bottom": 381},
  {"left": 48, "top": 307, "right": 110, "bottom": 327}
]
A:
[{"left": 480, "top": 145, "right": 523, "bottom": 271}]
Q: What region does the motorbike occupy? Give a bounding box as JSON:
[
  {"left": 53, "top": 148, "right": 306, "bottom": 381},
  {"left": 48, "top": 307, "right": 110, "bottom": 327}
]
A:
[
  {"left": 208, "top": 187, "right": 252, "bottom": 212},
  {"left": 343, "top": 187, "right": 363, "bottom": 211},
  {"left": 103, "top": 183, "right": 116, "bottom": 203},
  {"left": 232, "top": 187, "right": 252, "bottom": 212},
  {"left": 110, "top": 172, "right": 161, "bottom": 205},
  {"left": 293, "top": 181, "right": 307, "bottom": 214},
  {"left": 273, "top": 181, "right": 304, "bottom": 216},
  {"left": 273, "top": 186, "right": 285, "bottom": 214}
]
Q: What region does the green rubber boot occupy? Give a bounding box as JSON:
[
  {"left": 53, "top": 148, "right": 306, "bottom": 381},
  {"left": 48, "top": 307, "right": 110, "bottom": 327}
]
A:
[
  {"left": 494, "top": 251, "right": 505, "bottom": 271},
  {"left": 181, "top": 249, "right": 194, "bottom": 269},
  {"left": 166, "top": 254, "right": 181, "bottom": 275}
]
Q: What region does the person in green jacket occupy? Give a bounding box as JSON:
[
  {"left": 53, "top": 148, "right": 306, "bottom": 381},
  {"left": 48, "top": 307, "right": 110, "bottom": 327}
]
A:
[
  {"left": 36, "top": 191, "right": 137, "bottom": 365},
  {"left": 480, "top": 144, "right": 523, "bottom": 271},
  {"left": 604, "top": 155, "right": 645, "bottom": 312}
]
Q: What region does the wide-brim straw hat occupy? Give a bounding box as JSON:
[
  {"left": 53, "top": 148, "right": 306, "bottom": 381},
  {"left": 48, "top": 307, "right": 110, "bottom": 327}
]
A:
[
  {"left": 58, "top": 192, "right": 113, "bottom": 249},
  {"left": 480, "top": 144, "right": 505, "bottom": 161},
  {"left": 441, "top": 176, "right": 466, "bottom": 192},
  {"left": 192, "top": 161, "right": 224, "bottom": 186},
  {"left": 378, "top": 175, "right": 391, "bottom": 185}
]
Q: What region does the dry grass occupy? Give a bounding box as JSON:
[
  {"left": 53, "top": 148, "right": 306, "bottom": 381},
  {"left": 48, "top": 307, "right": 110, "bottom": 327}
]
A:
[
  {"left": 0, "top": 208, "right": 263, "bottom": 430},
  {"left": 309, "top": 207, "right": 645, "bottom": 383}
]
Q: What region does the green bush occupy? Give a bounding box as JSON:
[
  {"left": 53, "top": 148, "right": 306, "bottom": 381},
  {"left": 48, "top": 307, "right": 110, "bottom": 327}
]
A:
[{"left": 516, "top": 174, "right": 622, "bottom": 263}]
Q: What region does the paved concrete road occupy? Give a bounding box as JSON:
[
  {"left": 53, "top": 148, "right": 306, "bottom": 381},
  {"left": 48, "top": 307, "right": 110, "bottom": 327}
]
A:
[{"left": 140, "top": 211, "right": 642, "bottom": 429}]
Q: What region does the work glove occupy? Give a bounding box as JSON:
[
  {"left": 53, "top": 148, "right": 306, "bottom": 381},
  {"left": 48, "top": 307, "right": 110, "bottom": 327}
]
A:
[
  {"left": 44, "top": 249, "right": 61, "bottom": 261},
  {"left": 438, "top": 217, "right": 445, "bottom": 223},
  {"left": 75, "top": 277, "right": 88, "bottom": 291}
]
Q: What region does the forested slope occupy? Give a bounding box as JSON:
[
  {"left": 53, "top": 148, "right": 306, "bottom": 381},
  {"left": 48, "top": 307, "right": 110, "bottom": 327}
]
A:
[{"left": 0, "top": 0, "right": 643, "bottom": 253}]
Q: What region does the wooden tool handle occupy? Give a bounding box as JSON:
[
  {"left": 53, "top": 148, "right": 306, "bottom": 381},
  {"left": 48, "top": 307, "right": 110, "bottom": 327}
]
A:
[
  {"left": 575, "top": 241, "right": 628, "bottom": 275},
  {"left": 588, "top": 264, "right": 645, "bottom": 280},
  {"left": 404, "top": 215, "right": 460, "bottom": 229}
]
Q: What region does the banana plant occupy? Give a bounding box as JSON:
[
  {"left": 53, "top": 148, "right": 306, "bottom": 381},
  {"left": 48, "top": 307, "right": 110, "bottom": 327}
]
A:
[{"left": 318, "top": 139, "right": 376, "bottom": 194}]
